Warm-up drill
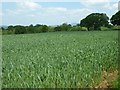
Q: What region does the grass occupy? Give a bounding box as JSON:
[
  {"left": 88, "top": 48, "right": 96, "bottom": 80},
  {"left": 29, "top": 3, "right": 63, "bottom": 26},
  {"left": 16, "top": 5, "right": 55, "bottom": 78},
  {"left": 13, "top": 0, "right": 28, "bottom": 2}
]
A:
[{"left": 2, "top": 31, "right": 118, "bottom": 88}]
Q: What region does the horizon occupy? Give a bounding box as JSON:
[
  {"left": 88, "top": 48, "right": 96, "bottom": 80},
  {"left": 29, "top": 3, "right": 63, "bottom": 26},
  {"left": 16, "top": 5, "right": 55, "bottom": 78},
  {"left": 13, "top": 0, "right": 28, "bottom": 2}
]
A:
[{"left": 1, "top": 0, "right": 119, "bottom": 26}]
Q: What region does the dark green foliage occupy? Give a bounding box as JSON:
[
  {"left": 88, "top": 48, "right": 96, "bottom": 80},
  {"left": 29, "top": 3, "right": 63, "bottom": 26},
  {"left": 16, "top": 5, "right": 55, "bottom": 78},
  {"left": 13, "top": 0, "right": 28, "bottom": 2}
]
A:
[
  {"left": 110, "top": 11, "right": 120, "bottom": 26},
  {"left": 80, "top": 13, "right": 109, "bottom": 30},
  {"left": 7, "top": 25, "right": 14, "bottom": 31},
  {"left": 54, "top": 26, "right": 62, "bottom": 31},
  {"left": 7, "top": 25, "right": 15, "bottom": 33},
  {"left": 48, "top": 26, "right": 55, "bottom": 32},
  {"left": 1, "top": 27, "right": 5, "bottom": 30},
  {"left": 2, "top": 30, "right": 14, "bottom": 35},
  {"left": 34, "top": 24, "right": 43, "bottom": 33},
  {"left": 54, "top": 23, "right": 72, "bottom": 31},
  {"left": 69, "top": 26, "right": 82, "bottom": 31},
  {"left": 41, "top": 25, "right": 48, "bottom": 32},
  {"left": 61, "top": 23, "right": 71, "bottom": 31},
  {"left": 26, "top": 24, "right": 35, "bottom": 33},
  {"left": 112, "top": 26, "right": 120, "bottom": 30},
  {"left": 14, "top": 25, "right": 27, "bottom": 34}
]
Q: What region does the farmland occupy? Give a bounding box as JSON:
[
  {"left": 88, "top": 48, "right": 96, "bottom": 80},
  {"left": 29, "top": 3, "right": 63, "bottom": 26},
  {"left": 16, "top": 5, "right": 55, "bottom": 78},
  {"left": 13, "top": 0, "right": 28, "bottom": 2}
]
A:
[{"left": 2, "top": 31, "right": 118, "bottom": 88}]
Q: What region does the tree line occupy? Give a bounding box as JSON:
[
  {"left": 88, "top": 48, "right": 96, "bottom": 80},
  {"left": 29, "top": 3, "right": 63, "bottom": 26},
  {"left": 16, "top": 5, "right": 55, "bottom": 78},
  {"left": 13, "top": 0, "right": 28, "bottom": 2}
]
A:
[{"left": 1, "top": 11, "right": 120, "bottom": 35}]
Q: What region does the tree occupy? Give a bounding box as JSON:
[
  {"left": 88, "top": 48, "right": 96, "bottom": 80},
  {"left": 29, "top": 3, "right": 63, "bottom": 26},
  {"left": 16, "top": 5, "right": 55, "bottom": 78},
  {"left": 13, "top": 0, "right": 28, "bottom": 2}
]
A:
[
  {"left": 14, "top": 25, "right": 27, "bottom": 34},
  {"left": 34, "top": 24, "right": 43, "bottom": 33},
  {"left": 41, "top": 25, "right": 48, "bottom": 32},
  {"left": 61, "top": 23, "right": 71, "bottom": 31},
  {"left": 1, "top": 27, "right": 5, "bottom": 30},
  {"left": 27, "top": 24, "right": 35, "bottom": 33},
  {"left": 48, "top": 26, "right": 55, "bottom": 32},
  {"left": 80, "top": 13, "right": 109, "bottom": 30},
  {"left": 110, "top": 11, "right": 120, "bottom": 26},
  {"left": 54, "top": 26, "right": 62, "bottom": 31},
  {"left": 7, "top": 25, "right": 15, "bottom": 31}
]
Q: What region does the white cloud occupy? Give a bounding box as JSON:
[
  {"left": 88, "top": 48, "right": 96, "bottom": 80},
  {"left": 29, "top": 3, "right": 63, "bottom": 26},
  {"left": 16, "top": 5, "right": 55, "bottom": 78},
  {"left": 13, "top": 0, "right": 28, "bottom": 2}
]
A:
[
  {"left": 102, "top": 2, "right": 118, "bottom": 18},
  {"left": 4, "top": 1, "right": 118, "bottom": 25},
  {"left": 84, "top": 0, "right": 109, "bottom": 4},
  {"left": 32, "top": 8, "right": 94, "bottom": 25},
  {"left": 4, "top": 1, "right": 42, "bottom": 16},
  {"left": 45, "top": 7, "right": 67, "bottom": 13},
  {"left": 103, "top": 2, "right": 118, "bottom": 10},
  {"left": 11, "top": 1, "right": 93, "bottom": 23},
  {"left": 27, "top": 14, "right": 36, "bottom": 17},
  {"left": 3, "top": 2, "right": 94, "bottom": 25},
  {"left": 52, "top": 7, "right": 67, "bottom": 12},
  {"left": 80, "top": 0, "right": 110, "bottom": 6},
  {"left": 1, "top": 0, "right": 117, "bottom": 2},
  {"left": 80, "top": 0, "right": 119, "bottom": 8},
  {"left": 17, "top": 1, "right": 41, "bottom": 10},
  {"left": 112, "top": 3, "right": 118, "bottom": 10}
]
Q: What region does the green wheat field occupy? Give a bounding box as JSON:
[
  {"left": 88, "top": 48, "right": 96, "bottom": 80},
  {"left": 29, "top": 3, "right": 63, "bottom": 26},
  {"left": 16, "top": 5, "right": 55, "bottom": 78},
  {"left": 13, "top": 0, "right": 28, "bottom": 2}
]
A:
[{"left": 2, "top": 31, "right": 118, "bottom": 88}]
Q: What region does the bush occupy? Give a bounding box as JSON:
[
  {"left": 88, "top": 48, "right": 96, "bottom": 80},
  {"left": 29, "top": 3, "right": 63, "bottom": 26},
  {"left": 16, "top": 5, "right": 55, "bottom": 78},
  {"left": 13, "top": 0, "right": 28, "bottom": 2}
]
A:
[
  {"left": 100, "top": 26, "right": 110, "bottom": 31},
  {"left": 0, "top": 29, "right": 2, "bottom": 35},
  {"left": 81, "top": 27, "right": 88, "bottom": 31},
  {"left": 89, "top": 27, "right": 94, "bottom": 31},
  {"left": 15, "top": 26, "right": 27, "bottom": 34},
  {"left": 54, "top": 26, "right": 62, "bottom": 31},
  {"left": 48, "top": 26, "right": 55, "bottom": 32},
  {"left": 41, "top": 25, "right": 48, "bottom": 32},
  {"left": 2, "top": 30, "right": 15, "bottom": 35},
  {"left": 112, "top": 26, "right": 120, "bottom": 30},
  {"left": 69, "top": 26, "right": 81, "bottom": 31}
]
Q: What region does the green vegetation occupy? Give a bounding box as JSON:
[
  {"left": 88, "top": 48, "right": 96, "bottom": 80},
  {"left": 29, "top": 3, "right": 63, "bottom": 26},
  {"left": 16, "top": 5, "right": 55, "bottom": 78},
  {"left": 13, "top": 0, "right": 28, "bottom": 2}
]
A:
[
  {"left": 100, "top": 26, "right": 110, "bottom": 31},
  {"left": 1, "top": 9, "right": 119, "bottom": 88},
  {"left": 2, "top": 31, "right": 118, "bottom": 88},
  {"left": 1, "top": 11, "right": 120, "bottom": 35},
  {"left": 80, "top": 13, "right": 109, "bottom": 30},
  {"left": 110, "top": 11, "right": 120, "bottom": 26}
]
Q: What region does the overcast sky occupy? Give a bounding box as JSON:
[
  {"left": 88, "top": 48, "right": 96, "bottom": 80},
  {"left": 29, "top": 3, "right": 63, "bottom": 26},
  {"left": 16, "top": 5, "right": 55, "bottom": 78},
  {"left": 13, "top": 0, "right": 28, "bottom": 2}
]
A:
[{"left": 1, "top": 0, "right": 119, "bottom": 26}]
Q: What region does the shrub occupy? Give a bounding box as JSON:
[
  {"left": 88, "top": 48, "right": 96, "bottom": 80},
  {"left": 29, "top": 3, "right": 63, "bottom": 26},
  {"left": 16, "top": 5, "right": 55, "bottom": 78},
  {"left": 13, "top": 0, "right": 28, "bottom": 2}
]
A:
[
  {"left": 48, "top": 26, "right": 55, "bottom": 32},
  {"left": 112, "top": 26, "right": 120, "bottom": 30},
  {"left": 0, "top": 29, "right": 2, "bottom": 35},
  {"left": 89, "top": 27, "right": 94, "bottom": 31},
  {"left": 41, "top": 25, "right": 48, "bottom": 32},
  {"left": 2, "top": 30, "right": 15, "bottom": 35},
  {"left": 69, "top": 26, "right": 82, "bottom": 31},
  {"left": 100, "top": 26, "right": 110, "bottom": 31},
  {"left": 54, "top": 26, "right": 62, "bottom": 31},
  {"left": 15, "top": 26, "right": 27, "bottom": 34},
  {"left": 81, "top": 27, "right": 88, "bottom": 31}
]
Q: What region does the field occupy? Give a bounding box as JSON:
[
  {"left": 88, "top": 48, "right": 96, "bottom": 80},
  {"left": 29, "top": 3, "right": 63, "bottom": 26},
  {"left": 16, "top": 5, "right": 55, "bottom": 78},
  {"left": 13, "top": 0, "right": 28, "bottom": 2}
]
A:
[{"left": 2, "top": 31, "right": 118, "bottom": 88}]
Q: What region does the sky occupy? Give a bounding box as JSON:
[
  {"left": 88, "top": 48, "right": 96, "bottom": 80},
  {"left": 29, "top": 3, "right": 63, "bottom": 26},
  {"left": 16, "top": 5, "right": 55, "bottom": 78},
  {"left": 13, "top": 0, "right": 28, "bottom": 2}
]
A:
[{"left": 0, "top": 0, "right": 119, "bottom": 26}]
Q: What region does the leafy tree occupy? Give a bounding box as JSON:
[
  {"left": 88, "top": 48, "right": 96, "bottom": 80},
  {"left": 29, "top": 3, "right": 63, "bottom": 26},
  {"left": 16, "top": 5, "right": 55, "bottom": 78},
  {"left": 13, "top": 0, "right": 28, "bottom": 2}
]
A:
[
  {"left": 54, "top": 26, "right": 62, "bottom": 31},
  {"left": 80, "top": 13, "right": 109, "bottom": 30},
  {"left": 1, "top": 27, "right": 5, "bottom": 30},
  {"left": 61, "top": 23, "right": 71, "bottom": 31},
  {"left": 14, "top": 25, "right": 27, "bottom": 34},
  {"left": 2, "top": 26, "right": 15, "bottom": 34},
  {"left": 110, "top": 11, "right": 120, "bottom": 26},
  {"left": 26, "top": 24, "right": 35, "bottom": 33},
  {"left": 48, "top": 26, "right": 55, "bottom": 32},
  {"left": 34, "top": 24, "right": 43, "bottom": 33},
  {"left": 76, "top": 24, "right": 80, "bottom": 26},
  {"left": 7, "top": 25, "right": 15, "bottom": 32},
  {"left": 41, "top": 25, "right": 48, "bottom": 32}
]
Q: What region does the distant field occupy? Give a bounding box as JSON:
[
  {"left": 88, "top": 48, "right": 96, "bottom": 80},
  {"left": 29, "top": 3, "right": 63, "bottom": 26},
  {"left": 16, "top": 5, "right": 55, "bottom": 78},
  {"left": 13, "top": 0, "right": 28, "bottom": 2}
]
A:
[{"left": 2, "top": 31, "right": 118, "bottom": 88}]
